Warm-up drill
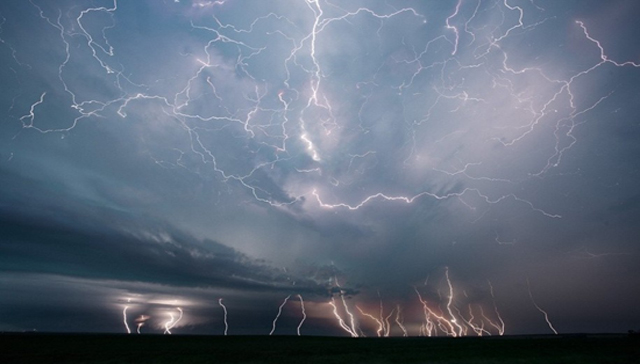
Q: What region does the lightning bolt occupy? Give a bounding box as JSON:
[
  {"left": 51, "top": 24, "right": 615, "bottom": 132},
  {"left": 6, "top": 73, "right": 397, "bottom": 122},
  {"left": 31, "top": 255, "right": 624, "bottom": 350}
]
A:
[
  {"left": 443, "top": 267, "right": 465, "bottom": 337},
  {"left": 163, "top": 312, "right": 175, "bottom": 335},
  {"left": 460, "top": 299, "right": 489, "bottom": 336},
  {"left": 412, "top": 269, "right": 508, "bottom": 337},
  {"left": 296, "top": 294, "right": 306, "bottom": 336},
  {"left": 135, "top": 315, "right": 150, "bottom": 334},
  {"left": 329, "top": 276, "right": 358, "bottom": 337},
  {"left": 269, "top": 295, "right": 291, "bottom": 335},
  {"left": 414, "top": 286, "right": 456, "bottom": 337},
  {"left": 163, "top": 307, "right": 183, "bottom": 335},
  {"left": 18, "top": 92, "right": 46, "bottom": 129},
  {"left": 356, "top": 306, "right": 384, "bottom": 337},
  {"left": 122, "top": 299, "right": 131, "bottom": 334},
  {"left": 337, "top": 280, "right": 358, "bottom": 338},
  {"left": 329, "top": 297, "right": 358, "bottom": 338},
  {"left": 218, "top": 298, "right": 228, "bottom": 336},
  {"left": 394, "top": 305, "right": 408, "bottom": 337},
  {"left": 487, "top": 280, "right": 506, "bottom": 335},
  {"left": 445, "top": 0, "right": 462, "bottom": 56},
  {"left": 527, "top": 278, "right": 558, "bottom": 335}
]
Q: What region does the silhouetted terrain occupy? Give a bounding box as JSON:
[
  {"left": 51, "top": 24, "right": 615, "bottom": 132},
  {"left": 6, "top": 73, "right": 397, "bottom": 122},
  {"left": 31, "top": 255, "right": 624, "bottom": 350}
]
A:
[{"left": 1, "top": 333, "right": 638, "bottom": 363}]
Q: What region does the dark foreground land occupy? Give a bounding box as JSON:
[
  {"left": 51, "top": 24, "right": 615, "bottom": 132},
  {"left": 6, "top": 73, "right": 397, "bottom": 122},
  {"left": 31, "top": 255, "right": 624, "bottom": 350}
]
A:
[{"left": 1, "top": 333, "right": 638, "bottom": 364}]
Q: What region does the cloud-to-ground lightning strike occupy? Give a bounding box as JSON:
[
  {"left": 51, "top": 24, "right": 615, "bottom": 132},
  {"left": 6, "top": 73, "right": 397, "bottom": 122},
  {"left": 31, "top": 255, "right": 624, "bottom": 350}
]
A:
[
  {"left": 135, "top": 315, "right": 150, "bottom": 334},
  {"left": 356, "top": 305, "right": 385, "bottom": 337},
  {"left": 414, "top": 286, "right": 447, "bottom": 337},
  {"left": 163, "top": 307, "right": 183, "bottom": 335},
  {"left": 218, "top": 298, "right": 229, "bottom": 336},
  {"left": 487, "top": 281, "right": 506, "bottom": 335},
  {"left": 122, "top": 299, "right": 131, "bottom": 334},
  {"left": 329, "top": 297, "right": 358, "bottom": 338},
  {"left": 337, "top": 277, "right": 359, "bottom": 337},
  {"left": 458, "top": 298, "right": 488, "bottom": 336},
  {"left": 164, "top": 312, "right": 175, "bottom": 335},
  {"left": 328, "top": 276, "right": 358, "bottom": 337},
  {"left": 395, "top": 305, "right": 408, "bottom": 337},
  {"left": 443, "top": 267, "right": 464, "bottom": 337},
  {"left": 296, "top": 295, "right": 306, "bottom": 336},
  {"left": 410, "top": 269, "right": 512, "bottom": 337},
  {"left": 269, "top": 295, "right": 291, "bottom": 335},
  {"left": 356, "top": 295, "right": 397, "bottom": 337},
  {"left": 527, "top": 278, "right": 558, "bottom": 335}
]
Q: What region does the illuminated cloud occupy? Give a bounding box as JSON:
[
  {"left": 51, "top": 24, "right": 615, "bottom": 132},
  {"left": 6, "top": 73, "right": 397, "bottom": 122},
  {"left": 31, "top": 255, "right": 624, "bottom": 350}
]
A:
[{"left": 0, "top": 0, "right": 639, "bottom": 335}]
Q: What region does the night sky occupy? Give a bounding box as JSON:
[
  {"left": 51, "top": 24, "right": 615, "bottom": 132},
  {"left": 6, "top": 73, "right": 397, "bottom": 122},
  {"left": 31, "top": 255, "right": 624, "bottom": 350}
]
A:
[{"left": 1, "top": 0, "right": 639, "bottom": 336}]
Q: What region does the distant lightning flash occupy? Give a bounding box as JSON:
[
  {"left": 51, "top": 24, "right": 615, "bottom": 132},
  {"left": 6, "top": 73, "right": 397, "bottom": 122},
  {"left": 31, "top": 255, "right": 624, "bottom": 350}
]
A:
[
  {"left": 377, "top": 294, "right": 395, "bottom": 337},
  {"left": 487, "top": 281, "right": 506, "bottom": 335},
  {"left": 337, "top": 279, "right": 358, "bottom": 337},
  {"left": 175, "top": 307, "right": 184, "bottom": 331},
  {"left": 413, "top": 270, "right": 508, "bottom": 337},
  {"left": 122, "top": 299, "right": 131, "bottom": 334},
  {"left": 297, "top": 295, "right": 306, "bottom": 336},
  {"left": 329, "top": 297, "right": 358, "bottom": 337},
  {"left": 356, "top": 306, "right": 384, "bottom": 337},
  {"left": 164, "top": 307, "right": 183, "bottom": 335},
  {"left": 395, "top": 305, "right": 408, "bottom": 337},
  {"left": 270, "top": 295, "right": 291, "bottom": 335},
  {"left": 135, "top": 315, "right": 150, "bottom": 334},
  {"left": 329, "top": 276, "right": 358, "bottom": 337},
  {"left": 218, "top": 298, "right": 228, "bottom": 335},
  {"left": 164, "top": 312, "right": 174, "bottom": 335},
  {"left": 414, "top": 287, "right": 440, "bottom": 337},
  {"left": 443, "top": 267, "right": 464, "bottom": 337},
  {"left": 527, "top": 278, "right": 558, "bottom": 335},
  {"left": 356, "top": 294, "right": 398, "bottom": 337}
]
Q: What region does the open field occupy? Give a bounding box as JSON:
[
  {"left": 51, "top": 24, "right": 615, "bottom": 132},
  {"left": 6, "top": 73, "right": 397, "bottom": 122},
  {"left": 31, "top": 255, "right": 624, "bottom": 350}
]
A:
[{"left": 1, "top": 333, "right": 638, "bottom": 364}]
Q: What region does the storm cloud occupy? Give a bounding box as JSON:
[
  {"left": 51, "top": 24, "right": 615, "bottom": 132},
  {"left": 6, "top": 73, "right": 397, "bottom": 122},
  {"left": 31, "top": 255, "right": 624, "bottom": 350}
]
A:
[{"left": 1, "top": 0, "right": 639, "bottom": 336}]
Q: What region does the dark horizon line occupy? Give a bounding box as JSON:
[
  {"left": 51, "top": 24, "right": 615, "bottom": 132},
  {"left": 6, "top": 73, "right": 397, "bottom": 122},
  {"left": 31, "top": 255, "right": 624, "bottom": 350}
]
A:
[{"left": 1, "top": 331, "right": 634, "bottom": 339}]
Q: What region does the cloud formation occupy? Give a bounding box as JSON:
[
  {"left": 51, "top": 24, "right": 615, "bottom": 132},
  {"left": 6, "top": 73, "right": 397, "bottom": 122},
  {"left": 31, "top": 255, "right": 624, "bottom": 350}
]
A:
[{"left": 1, "top": 0, "right": 639, "bottom": 335}]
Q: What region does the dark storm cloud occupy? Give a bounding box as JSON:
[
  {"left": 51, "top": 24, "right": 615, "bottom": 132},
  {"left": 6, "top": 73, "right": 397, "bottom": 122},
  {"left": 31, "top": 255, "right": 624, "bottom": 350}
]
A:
[
  {"left": 1, "top": 0, "right": 639, "bottom": 335},
  {"left": 0, "top": 165, "right": 329, "bottom": 296}
]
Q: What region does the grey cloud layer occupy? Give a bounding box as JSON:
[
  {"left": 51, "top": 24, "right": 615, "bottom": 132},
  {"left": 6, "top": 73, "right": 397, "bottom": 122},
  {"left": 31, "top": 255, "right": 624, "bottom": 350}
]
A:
[{"left": 0, "top": 0, "right": 639, "bottom": 334}]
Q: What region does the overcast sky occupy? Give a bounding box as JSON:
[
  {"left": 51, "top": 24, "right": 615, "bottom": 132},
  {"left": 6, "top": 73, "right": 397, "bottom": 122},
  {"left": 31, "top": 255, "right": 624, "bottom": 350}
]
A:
[{"left": 1, "top": 0, "right": 639, "bottom": 336}]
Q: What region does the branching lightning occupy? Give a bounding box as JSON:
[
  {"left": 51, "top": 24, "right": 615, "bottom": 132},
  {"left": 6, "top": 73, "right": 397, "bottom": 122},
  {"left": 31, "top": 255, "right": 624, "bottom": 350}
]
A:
[
  {"left": 4, "top": 0, "right": 638, "bottom": 337},
  {"left": 487, "top": 281, "right": 506, "bottom": 335},
  {"left": 410, "top": 269, "right": 511, "bottom": 337},
  {"left": 8, "top": 0, "right": 635, "bottom": 217},
  {"left": 356, "top": 305, "right": 385, "bottom": 337},
  {"left": 163, "top": 307, "right": 183, "bottom": 335},
  {"left": 329, "top": 276, "right": 358, "bottom": 337}
]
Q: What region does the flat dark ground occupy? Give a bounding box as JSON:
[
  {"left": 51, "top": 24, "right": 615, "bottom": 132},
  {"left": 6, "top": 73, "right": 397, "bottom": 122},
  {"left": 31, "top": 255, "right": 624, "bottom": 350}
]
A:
[{"left": 1, "top": 333, "right": 638, "bottom": 364}]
